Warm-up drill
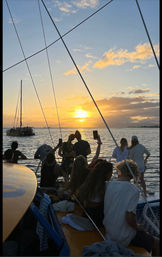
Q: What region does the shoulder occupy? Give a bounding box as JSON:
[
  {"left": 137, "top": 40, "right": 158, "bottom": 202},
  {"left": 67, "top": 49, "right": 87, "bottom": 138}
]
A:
[
  {"left": 82, "top": 140, "right": 90, "bottom": 146},
  {"left": 4, "top": 149, "right": 11, "bottom": 154}
]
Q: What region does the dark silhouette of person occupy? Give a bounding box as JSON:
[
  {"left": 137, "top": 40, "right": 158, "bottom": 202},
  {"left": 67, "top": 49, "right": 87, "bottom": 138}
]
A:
[
  {"left": 3, "top": 141, "right": 27, "bottom": 163},
  {"left": 73, "top": 130, "right": 91, "bottom": 158}
]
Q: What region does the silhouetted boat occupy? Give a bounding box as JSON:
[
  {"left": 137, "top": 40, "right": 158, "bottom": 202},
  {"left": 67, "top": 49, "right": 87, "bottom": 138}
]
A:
[{"left": 6, "top": 80, "right": 35, "bottom": 137}]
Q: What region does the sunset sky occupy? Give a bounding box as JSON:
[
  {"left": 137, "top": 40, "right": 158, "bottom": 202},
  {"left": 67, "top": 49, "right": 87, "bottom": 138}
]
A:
[{"left": 3, "top": 0, "right": 159, "bottom": 128}]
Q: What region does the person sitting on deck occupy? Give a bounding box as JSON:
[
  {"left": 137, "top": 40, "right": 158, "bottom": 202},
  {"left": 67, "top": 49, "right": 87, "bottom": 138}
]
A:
[
  {"left": 78, "top": 160, "right": 113, "bottom": 227},
  {"left": 34, "top": 144, "right": 53, "bottom": 162},
  {"left": 111, "top": 138, "right": 129, "bottom": 162},
  {"left": 58, "top": 134, "right": 75, "bottom": 182},
  {"left": 73, "top": 130, "right": 91, "bottom": 159},
  {"left": 3, "top": 141, "right": 27, "bottom": 163},
  {"left": 39, "top": 140, "right": 63, "bottom": 188},
  {"left": 103, "top": 159, "right": 159, "bottom": 256}
]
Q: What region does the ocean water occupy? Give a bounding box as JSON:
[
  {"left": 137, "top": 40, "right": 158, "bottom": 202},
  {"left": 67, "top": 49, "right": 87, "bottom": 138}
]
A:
[{"left": 3, "top": 127, "right": 160, "bottom": 192}]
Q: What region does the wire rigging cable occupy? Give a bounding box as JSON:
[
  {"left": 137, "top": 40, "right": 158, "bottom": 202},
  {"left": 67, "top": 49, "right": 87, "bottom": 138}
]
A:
[
  {"left": 5, "top": 0, "right": 55, "bottom": 147},
  {"left": 13, "top": 91, "right": 19, "bottom": 127},
  {"left": 3, "top": 0, "right": 114, "bottom": 73},
  {"left": 135, "top": 0, "right": 160, "bottom": 70},
  {"left": 41, "top": 0, "right": 159, "bottom": 232},
  {"left": 38, "top": 0, "right": 62, "bottom": 139}
]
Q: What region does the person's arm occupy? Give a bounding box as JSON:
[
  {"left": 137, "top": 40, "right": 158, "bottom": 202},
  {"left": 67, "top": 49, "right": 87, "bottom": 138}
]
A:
[
  {"left": 144, "top": 152, "right": 150, "bottom": 163},
  {"left": 90, "top": 135, "right": 102, "bottom": 164},
  {"left": 86, "top": 142, "right": 91, "bottom": 156},
  {"left": 19, "top": 152, "right": 27, "bottom": 159},
  {"left": 125, "top": 211, "right": 145, "bottom": 231},
  {"left": 51, "top": 140, "right": 63, "bottom": 155},
  {"left": 125, "top": 211, "right": 138, "bottom": 230}
]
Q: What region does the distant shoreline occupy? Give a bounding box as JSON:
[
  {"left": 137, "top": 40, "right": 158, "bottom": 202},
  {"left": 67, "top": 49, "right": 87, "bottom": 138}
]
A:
[{"left": 3, "top": 126, "right": 159, "bottom": 129}]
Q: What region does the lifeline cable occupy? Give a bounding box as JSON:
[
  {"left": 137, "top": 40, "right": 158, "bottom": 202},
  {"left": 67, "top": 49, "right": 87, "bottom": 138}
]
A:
[
  {"left": 73, "top": 194, "right": 106, "bottom": 240},
  {"left": 135, "top": 0, "right": 160, "bottom": 70},
  {"left": 3, "top": 0, "right": 114, "bottom": 73},
  {"left": 41, "top": 0, "right": 159, "bottom": 231},
  {"left": 5, "top": 0, "right": 55, "bottom": 147},
  {"left": 38, "top": 0, "right": 62, "bottom": 139}
]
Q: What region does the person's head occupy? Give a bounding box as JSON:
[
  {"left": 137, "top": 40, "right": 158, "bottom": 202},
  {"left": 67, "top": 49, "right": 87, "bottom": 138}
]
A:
[
  {"left": 88, "top": 158, "right": 104, "bottom": 170},
  {"left": 115, "top": 160, "right": 139, "bottom": 180},
  {"left": 130, "top": 135, "right": 139, "bottom": 147},
  {"left": 120, "top": 138, "right": 128, "bottom": 148},
  {"left": 69, "top": 155, "right": 88, "bottom": 194},
  {"left": 45, "top": 152, "right": 56, "bottom": 164},
  {"left": 68, "top": 134, "right": 75, "bottom": 142},
  {"left": 78, "top": 160, "right": 113, "bottom": 202},
  {"left": 75, "top": 130, "right": 81, "bottom": 141},
  {"left": 11, "top": 141, "right": 18, "bottom": 150}
]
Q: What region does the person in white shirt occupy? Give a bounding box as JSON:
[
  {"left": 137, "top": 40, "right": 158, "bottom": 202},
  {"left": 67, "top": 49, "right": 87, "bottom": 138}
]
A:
[
  {"left": 129, "top": 136, "right": 150, "bottom": 197},
  {"left": 112, "top": 138, "right": 128, "bottom": 162},
  {"left": 103, "top": 159, "right": 159, "bottom": 255}
]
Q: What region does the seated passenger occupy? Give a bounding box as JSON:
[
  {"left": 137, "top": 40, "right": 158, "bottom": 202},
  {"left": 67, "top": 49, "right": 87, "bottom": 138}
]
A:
[
  {"left": 103, "top": 159, "right": 159, "bottom": 256},
  {"left": 3, "top": 141, "right": 27, "bottom": 163},
  {"left": 78, "top": 160, "right": 113, "bottom": 227},
  {"left": 40, "top": 152, "right": 61, "bottom": 188}
]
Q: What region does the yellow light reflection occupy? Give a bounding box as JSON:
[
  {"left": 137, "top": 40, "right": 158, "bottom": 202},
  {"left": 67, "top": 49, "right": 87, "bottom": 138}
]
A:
[{"left": 74, "top": 109, "right": 89, "bottom": 119}]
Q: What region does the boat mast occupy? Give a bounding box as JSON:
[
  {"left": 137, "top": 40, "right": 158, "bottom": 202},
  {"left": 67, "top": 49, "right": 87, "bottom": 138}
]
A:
[{"left": 20, "top": 80, "right": 22, "bottom": 128}]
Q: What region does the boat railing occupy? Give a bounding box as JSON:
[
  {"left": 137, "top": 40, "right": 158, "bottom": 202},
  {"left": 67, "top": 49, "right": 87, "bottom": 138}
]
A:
[
  {"left": 18, "top": 155, "right": 160, "bottom": 170},
  {"left": 18, "top": 155, "right": 159, "bottom": 187}
]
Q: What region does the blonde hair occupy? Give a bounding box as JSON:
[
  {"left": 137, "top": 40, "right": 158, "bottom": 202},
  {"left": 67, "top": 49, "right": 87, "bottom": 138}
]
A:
[{"left": 115, "top": 160, "right": 138, "bottom": 179}]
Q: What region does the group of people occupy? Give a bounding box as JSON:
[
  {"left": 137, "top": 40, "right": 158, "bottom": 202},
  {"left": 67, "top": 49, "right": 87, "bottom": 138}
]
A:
[
  {"left": 112, "top": 136, "right": 150, "bottom": 197},
  {"left": 3, "top": 131, "right": 159, "bottom": 255}
]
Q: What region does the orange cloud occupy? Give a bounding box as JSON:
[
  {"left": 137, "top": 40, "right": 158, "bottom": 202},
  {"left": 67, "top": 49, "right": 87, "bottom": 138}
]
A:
[
  {"left": 64, "top": 60, "right": 92, "bottom": 76},
  {"left": 94, "top": 43, "right": 159, "bottom": 69}
]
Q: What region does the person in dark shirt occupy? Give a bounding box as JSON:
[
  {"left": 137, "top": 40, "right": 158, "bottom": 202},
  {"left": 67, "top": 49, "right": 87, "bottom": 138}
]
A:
[
  {"left": 73, "top": 130, "right": 91, "bottom": 158},
  {"left": 3, "top": 141, "right": 27, "bottom": 163},
  {"left": 58, "top": 134, "right": 75, "bottom": 181},
  {"left": 40, "top": 152, "right": 61, "bottom": 188}
]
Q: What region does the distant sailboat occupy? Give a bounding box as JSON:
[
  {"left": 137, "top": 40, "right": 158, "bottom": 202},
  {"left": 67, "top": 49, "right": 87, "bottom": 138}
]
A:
[{"left": 6, "top": 80, "right": 35, "bottom": 137}]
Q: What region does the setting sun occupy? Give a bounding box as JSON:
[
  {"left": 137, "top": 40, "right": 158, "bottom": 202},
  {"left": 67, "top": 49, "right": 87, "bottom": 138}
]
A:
[{"left": 73, "top": 109, "right": 89, "bottom": 122}]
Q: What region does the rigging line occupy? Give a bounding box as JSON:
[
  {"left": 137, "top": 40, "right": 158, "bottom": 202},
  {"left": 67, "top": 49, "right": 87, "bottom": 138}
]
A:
[
  {"left": 38, "top": 0, "right": 62, "bottom": 139},
  {"left": 135, "top": 0, "right": 160, "bottom": 70},
  {"left": 73, "top": 195, "right": 106, "bottom": 240},
  {"left": 3, "top": 0, "right": 114, "bottom": 73},
  {"left": 13, "top": 90, "right": 19, "bottom": 127},
  {"left": 41, "top": 0, "right": 159, "bottom": 231},
  {"left": 5, "top": 0, "right": 55, "bottom": 147},
  {"left": 41, "top": 0, "right": 118, "bottom": 150}
]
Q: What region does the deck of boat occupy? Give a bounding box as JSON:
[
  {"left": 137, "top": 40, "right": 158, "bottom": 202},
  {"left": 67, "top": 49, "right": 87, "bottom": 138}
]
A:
[{"left": 56, "top": 202, "right": 151, "bottom": 256}]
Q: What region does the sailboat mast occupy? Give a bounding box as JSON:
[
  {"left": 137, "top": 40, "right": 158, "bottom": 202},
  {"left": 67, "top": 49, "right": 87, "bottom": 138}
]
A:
[{"left": 20, "top": 80, "right": 22, "bottom": 128}]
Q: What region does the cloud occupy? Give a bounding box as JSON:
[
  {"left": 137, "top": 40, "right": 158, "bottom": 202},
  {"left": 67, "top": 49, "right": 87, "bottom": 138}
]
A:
[
  {"left": 85, "top": 53, "right": 97, "bottom": 59},
  {"left": 94, "top": 43, "right": 159, "bottom": 69},
  {"left": 80, "top": 95, "right": 159, "bottom": 127},
  {"left": 132, "top": 65, "right": 141, "bottom": 69},
  {"left": 64, "top": 60, "right": 92, "bottom": 76},
  {"left": 74, "top": 0, "right": 99, "bottom": 9},
  {"left": 54, "top": 0, "right": 99, "bottom": 14},
  {"left": 129, "top": 88, "right": 151, "bottom": 94}
]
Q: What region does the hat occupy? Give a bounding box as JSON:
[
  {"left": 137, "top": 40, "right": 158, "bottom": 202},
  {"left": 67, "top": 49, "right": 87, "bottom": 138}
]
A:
[{"left": 131, "top": 135, "right": 138, "bottom": 141}]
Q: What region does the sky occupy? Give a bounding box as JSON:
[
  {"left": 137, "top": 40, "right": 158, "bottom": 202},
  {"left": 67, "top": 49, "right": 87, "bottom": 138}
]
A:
[{"left": 3, "top": 0, "right": 159, "bottom": 128}]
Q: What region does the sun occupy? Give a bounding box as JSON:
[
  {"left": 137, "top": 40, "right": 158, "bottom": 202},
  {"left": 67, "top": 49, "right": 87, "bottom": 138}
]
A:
[{"left": 74, "top": 109, "right": 89, "bottom": 122}]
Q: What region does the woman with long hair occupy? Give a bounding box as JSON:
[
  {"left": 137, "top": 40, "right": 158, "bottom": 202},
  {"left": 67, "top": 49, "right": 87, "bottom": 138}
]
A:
[
  {"left": 78, "top": 160, "right": 113, "bottom": 227},
  {"left": 112, "top": 138, "right": 128, "bottom": 162},
  {"left": 129, "top": 136, "right": 150, "bottom": 197}
]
